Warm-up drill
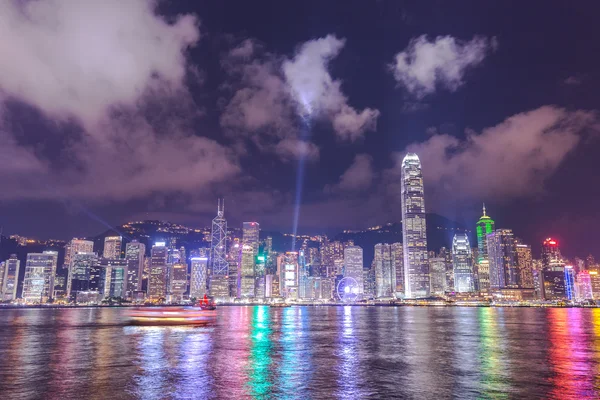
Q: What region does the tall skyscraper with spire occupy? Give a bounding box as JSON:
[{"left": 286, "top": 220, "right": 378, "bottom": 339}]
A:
[
  {"left": 209, "top": 199, "right": 229, "bottom": 298},
  {"left": 400, "top": 153, "right": 430, "bottom": 298},
  {"left": 476, "top": 204, "right": 495, "bottom": 290},
  {"left": 476, "top": 204, "right": 495, "bottom": 260}
]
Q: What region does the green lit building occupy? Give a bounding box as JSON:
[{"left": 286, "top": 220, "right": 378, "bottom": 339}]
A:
[
  {"left": 476, "top": 204, "right": 495, "bottom": 290},
  {"left": 476, "top": 204, "right": 495, "bottom": 261}
]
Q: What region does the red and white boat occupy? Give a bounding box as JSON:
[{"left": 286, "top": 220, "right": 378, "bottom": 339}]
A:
[{"left": 128, "top": 306, "right": 216, "bottom": 326}]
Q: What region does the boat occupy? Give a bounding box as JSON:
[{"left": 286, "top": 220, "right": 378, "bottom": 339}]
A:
[
  {"left": 128, "top": 306, "right": 217, "bottom": 325},
  {"left": 196, "top": 294, "right": 217, "bottom": 310},
  {"left": 269, "top": 302, "right": 291, "bottom": 308}
]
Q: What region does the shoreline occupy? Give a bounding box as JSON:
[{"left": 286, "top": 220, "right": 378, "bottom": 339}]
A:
[{"left": 0, "top": 303, "right": 598, "bottom": 310}]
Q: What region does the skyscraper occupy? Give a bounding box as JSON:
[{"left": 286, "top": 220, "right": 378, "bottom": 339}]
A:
[
  {"left": 22, "top": 251, "right": 58, "bottom": 303},
  {"left": 242, "top": 222, "right": 260, "bottom": 255},
  {"left": 401, "top": 153, "right": 430, "bottom": 298},
  {"left": 64, "top": 239, "right": 94, "bottom": 270},
  {"left": 429, "top": 257, "right": 446, "bottom": 295},
  {"left": 515, "top": 242, "right": 534, "bottom": 288},
  {"left": 1, "top": 254, "right": 20, "bottom": 301},
  {"left": 209, "top": 199, "right": 229, "bottom": 298},
  {"left": 239, "top": 222, "right": 259, "bottom": 299},
  {"left": 98, "top": 258, "right": 128, "bottom": 300},
  {"left": 255, "top": 253, "right": 267, "bottom": 299},
  {"left": 576, "top": 270, "right": 593, "bottom": 300},
  {"left": 279, "top": 252, "right": 299, "bottom": 300},
  {"left": 190, "top": 254, "right": 209, "bottom": 299},
  {"left": 475, "top": 205, "right": 494, "bottom": 291},
  {"left": 542, "top": 238, "right": 562, "bottom": 269},
  {"left": 540, "top": 238, "right": 566, "bottom": 300},
  {"left": 68, "top": 251, "right": 99, "bottom": 300},
  {"left": 392, "top": 243, "right": 404, "bottom": 296},
  {"left": 487, "top": 229, "right": 518, "bottom": 289},
  {"left": 476, "top": 205, "right": 495, "bottom": 262},
  {"left": 374, "top": 244, "right": 395, "bottom": 298},
  {"left": 452, "top": 234, "right": 474, "bottom": 293},
  {"left": 103, "top": 236, "right": 122, "bottom": 259},
  {"left": 125, "top": 240, "right": 145, "bottom": 293},
  {"left": 564, "top": 266, "right": 575, "bottom": 301},
  {"left": 169, "top": 263, "right": 188, "bottom": 303},
  {"left": 343, "top": 245, "right": 364, "bottom": 298},
  {"left": 148, "top": 242, "right": 168, "bottom": 301},
  {"left": 239, "top": 244, "right": 256, "bottom": 298}
]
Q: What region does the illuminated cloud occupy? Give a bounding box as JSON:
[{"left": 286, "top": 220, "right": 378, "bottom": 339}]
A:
[
  {"left": 0, "top": 0, "right": 240, "bottom": 202},
  {"left": 221, "top": 34, "right": 380, "bottom": 153},
  {"left": 275, "top": 138, "right": 320, "bottom": 163},
  {"left": 283, "top": 35, "right": 380, "bottom": 140},
  {"left": 0, "top": 0, "right": 199, "bottom": 127},
  {"left": 390, "top": 35, "right": 495, "bottom": 98},
  {"left": 398, "top": 106, "right": 598, "bottom": 200}
]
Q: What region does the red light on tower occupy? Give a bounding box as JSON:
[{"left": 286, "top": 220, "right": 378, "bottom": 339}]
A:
[{"left": 543, "top": 238, "right": 558, "bottom": 246}]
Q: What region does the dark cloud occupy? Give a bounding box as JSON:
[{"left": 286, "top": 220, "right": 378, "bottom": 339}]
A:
[{"left": 326, "top": 154, "right": 375, "bottom": 193}]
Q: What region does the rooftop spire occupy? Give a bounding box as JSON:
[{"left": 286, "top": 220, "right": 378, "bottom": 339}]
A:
[
  {"left": 482, "top": 203, "right": 487, "bottom": 217},
  {"left": 217, "top": 198, "right": 224, "bottom": 217}
]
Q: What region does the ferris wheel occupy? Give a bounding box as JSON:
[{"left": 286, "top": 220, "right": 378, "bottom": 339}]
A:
[{"left": 337, "top": 276, "right": 360, "bottom": 302}]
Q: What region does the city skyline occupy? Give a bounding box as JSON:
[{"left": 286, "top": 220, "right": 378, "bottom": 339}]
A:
[
  {"left": 1, "top": 150, "right": 599, "bottom": 304},
  {"left": 0, "top": 1, "right": 599, "bottom": 261},
  {"left": 2, "top": 3, "right": 600, "bottom": 399}
]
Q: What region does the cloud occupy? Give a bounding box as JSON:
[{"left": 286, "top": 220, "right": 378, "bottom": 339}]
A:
[
  {"left": 228, "top": 39, "right": 256, "bottom": 59},
  {"left": 221, "top": 57, "right": 293, "bottom": 137},
  {"left": 564, "top": 76, "right": 582, "bottom": 85},
  {"left": 390, "top": 35, "right": 495, "bottom": 98},
  {"left": 275, "top": 138, "right": 320, "bottom": 162},
  {"left": 0, "top": 0, "right": 199, "bottom": 127},
  {"left": 283, "top": 35, "right": 380, "bottom": 140},
  {"left": 0, "top": 0, "right": 240, "bottom": 202},
  {"left": 221, "top": 34, "right": 380, "bottom": 155},
  {"left": 397, "top": 106, "right": 598, "bottom": 201},
  {"left": 327, "top": 154, "right": 375, "bottom": 192}
]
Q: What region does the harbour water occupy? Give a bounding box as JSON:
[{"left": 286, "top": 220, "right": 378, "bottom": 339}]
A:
[{"left": 0, "top": 306, "right": 599, "bottom": 399}]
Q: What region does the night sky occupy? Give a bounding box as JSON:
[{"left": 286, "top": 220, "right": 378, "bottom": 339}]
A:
[{"left": 1, "top": 1, "right": 599, "bottom": 258}]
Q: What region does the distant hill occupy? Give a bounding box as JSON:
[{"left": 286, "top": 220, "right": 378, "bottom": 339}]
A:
[
  {"left": 90, "top": 213, "right": 471, "bottom": 265},
  {"left": 92, "top": 220, "right": 210, "bottom": 256},
  {"left": 334, "top": 213, "right": 471, "bottom": 266}
]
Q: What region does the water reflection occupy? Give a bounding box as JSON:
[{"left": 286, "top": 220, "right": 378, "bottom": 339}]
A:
[
  {"left": 336, "top": 306, "right": 361, "bottom": 399},
  {"left": 547, "top": 308, "right": 597, "bottom": 399},
  {"left": 247, "top": 305, "right": 273, "bottom": 398},
  {"left": 1, "top": 306, "right": 600, "bottom": 399},
  {"left": 477, "top": 308, "right": 511, "bottom": 398}
]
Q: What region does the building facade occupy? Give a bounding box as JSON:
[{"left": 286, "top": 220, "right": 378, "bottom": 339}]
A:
[
  {"left": 429, "top": 257, "right": 446, "bottom": 295},
  {"left": 22, "top": 251, "right": 58, "bottom": 303},
  {"left": 190, "top": 256, "right": 209, "bottom": 299},
  {"left": 125, "top": 240, "right": 146, "bottom": 293},
  {"left": 487, "top": 229, "right": 518, "bottom": 289},
  {"left": 374, "top": 243, "right": 396, "bottom": 298},
  {"left": 169, "top": 263, "right": 188, "bottom": 303},
  {"left": 452, "top": 234, "right": 475, "bottom": 293},
  {"left": 103, "top": 236, "right": 122, "bottom": 259},
  {"left": 515, "top": 243, "right": 534, "bottom": 288},
  {"left": 209, "top": 199, "right": 229, "bottom": 298},
  {"left": 401, "top": 153, "right": 430, "bottom": 298},
  {"left": 343, "top": 245, "right": 364, "bottom": 298},
  {"left": 148, "top": 242, "right": 168, "bottom": 301},
  {"left": 1, "top": 254, "right": 20, "bottom": 301}
]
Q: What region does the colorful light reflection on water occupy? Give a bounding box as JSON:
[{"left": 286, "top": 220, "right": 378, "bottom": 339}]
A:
[{"left": 1, "top": 307, "right": 600, "bottom": 399}]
